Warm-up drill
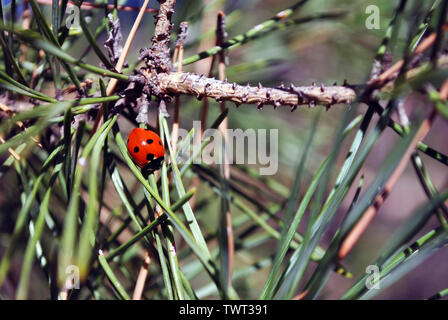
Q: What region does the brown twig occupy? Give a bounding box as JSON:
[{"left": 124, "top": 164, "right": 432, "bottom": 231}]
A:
[
  {"left": 440, "top": 78, "right": 448, "bottom": 98},
  {"left": 105, "top": 16, "right": 448, "bottom": 124},
  {"left": 146, "top": 45, "right": 448, "bottom": 111},
  {"left": 106, "top": 0, "right": 151, "bottom": 92},
  {"left": 292, "top": 289, "right": 309, "bottom": 300},
  {"left": 132, "top": 250, "right": 152, "bottom": 299},
  {"left": 194, "top": 1, "right": 224, "bottom": 134},
  {"left": 131, "top": 173, "right": 163, "bottom": 300},
  {"left": 338, "top": 75, "right": 448, "bottom": 259},
  {"left": 63, "top": 79, "right": 93, "bottom": 95},
  {"left": 381, "top": 55, "right": 448, "bottom": 94},
  {"left": 399, "top": 90, "right": 448, "bottom": 226},
  {"left": 172, "top": 21, "right": 189, "bottom": 69},
  {"left": 171, "top": 22, "right": 188, "bottom": 154},
  {"left": 368, "top": 22, "right": 448, "bottom": 89},
  {"left": 194, "top": 0, "right": 223, "bottom": 76},
  {"left": 140, "top": 0, "right": 176, "bottom": 74},
  {"left": 337, "top": 108, "right": 438, "bottom": 260},
  {"left": 0, "top": 102, "right": 42, "bottom": 148},
  {"left": 214, "top": 11, "right": 234, "bottom": 289},
  {"left": 91, "top": 0, "right": 152, "bottom": 136},
  {"left": 190, "top": 17, "right": 219, "bottom": 211},
  {"left": 0, "top": 136, "right": 21, "bottom": 160},
  {"left": 155, "top": 72, "right": 356, "bottom": 109}
]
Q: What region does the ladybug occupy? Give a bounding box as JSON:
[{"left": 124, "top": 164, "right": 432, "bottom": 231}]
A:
[{"left": 127, "top": 128, "right": 165, "bottom": 172}]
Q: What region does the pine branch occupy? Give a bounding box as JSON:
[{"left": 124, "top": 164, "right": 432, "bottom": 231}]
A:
[
  {"left": 140, "top": 0, "right": 176, "bottom": 74},
  {"left": 154, "top": 72, "right": 356, "bottom": 110}
]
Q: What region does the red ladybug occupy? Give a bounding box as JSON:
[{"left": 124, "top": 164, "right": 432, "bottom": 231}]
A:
[{"left": 127, "top": 128, "right": 165, "bottom": 171}]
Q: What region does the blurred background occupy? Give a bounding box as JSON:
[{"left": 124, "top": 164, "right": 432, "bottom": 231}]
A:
[{"left": 1, "top": 0, "right": 447, "bottom": 299}]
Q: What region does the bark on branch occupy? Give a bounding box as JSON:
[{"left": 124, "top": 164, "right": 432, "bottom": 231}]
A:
[
  {"left": 140, "top": 0, "right": 176, "bottom": 74},
  {"left": 129, "top": 53, "right": 448, "bottom": 111},
  {"left": 156, "top": 72, "right": 357, "bottom": 110},
  {"left": 132, "top": 0, "right": 356, "bottom": 110}
]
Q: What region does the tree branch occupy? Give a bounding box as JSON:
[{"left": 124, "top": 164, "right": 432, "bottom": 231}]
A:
[
  {"left": 140, "top": 0, "right": 176, "bottom": 74},
  {"left": 155, "top": 72, "right": 356, "bottom": 110}
]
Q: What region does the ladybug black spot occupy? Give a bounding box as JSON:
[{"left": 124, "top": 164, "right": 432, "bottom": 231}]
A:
[
  {"left": 146, "top": 153, "right": 154, "bottom": 161},
  {"left": 147, "top": 139, "right": 153, "bottom": 144},
  {"left": 159, "top": 141, "right": 162, "bottom": 146},
  {"left": 134, "top": 146, "right": 140, "bottom": 153}
]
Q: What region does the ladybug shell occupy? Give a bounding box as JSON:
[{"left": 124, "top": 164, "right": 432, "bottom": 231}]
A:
[{"left": 127, "top": 128, "right": 165, "bottom": 168}]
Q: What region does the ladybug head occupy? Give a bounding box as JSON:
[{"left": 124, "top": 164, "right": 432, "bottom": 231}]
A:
[{"left": 141, "top": 156, "right": 165, "bottom": 176}]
